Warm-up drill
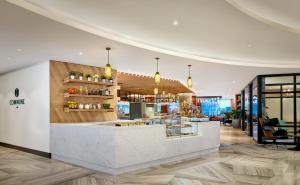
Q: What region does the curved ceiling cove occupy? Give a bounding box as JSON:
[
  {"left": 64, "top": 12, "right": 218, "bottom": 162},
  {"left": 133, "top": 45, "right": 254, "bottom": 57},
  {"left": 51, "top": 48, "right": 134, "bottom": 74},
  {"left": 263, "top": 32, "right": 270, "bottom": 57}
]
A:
[
  {"left": 7, "top": 0, "right": 300, "bottom": 68},
  {"left": 227, "top": 0, "right": 300, "bottom": 34}
]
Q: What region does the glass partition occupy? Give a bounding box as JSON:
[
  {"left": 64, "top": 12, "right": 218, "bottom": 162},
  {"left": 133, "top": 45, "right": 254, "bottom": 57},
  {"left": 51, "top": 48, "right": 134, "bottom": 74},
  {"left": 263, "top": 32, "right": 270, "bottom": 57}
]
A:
[
  {"left": 265, "top": 76, "right": 293, "bottom": 84},
  {"left": 244, "top": 84, "right": 252, "bottom": 136},
  {"left": 297, "top": 76, "right": 300, "bottom": 83},
  {"left": 297, "top": 93, "right": 300, "bottom": 134},
  {"left": 261, "top": 75, "right": 297, "bottom": 144},
  {"left": 252, "top": 78, "right": 258, "bottom": 141}
]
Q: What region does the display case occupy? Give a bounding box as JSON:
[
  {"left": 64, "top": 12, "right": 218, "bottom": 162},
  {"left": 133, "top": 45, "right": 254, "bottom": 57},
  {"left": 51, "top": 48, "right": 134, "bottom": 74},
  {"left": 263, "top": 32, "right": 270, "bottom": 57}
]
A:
[{"left": 143, "top": 115, "right": 199, "bottom": 138}]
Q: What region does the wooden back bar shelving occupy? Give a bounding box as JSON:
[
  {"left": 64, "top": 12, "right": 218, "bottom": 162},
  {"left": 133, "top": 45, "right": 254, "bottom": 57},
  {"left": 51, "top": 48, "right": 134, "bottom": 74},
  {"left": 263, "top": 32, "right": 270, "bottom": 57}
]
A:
[{"left": 50, "top": 60, "right": 118, "bottom": 123}]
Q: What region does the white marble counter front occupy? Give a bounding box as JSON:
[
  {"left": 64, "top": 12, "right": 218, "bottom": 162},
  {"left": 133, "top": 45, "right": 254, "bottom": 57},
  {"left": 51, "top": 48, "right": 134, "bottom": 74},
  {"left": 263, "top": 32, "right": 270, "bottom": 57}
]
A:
[{"left": 51, "top": 121, "right": 220, "bottom": 175}]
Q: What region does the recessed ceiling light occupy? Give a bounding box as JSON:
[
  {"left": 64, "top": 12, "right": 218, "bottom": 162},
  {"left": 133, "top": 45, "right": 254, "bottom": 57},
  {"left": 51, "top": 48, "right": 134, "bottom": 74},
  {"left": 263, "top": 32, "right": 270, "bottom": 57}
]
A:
[
  {"left": 232, "top": 80, "right": 236, "bottom": 84},
  {"left": 7, "top": 57, "right": 11, "bottom": 60},
  {"left": 78, "top": 51, "right": 83, "bottom": 55},
  {"left": 173, "top": 20, "right": 179, "bottom": 26},
  {"left": 17, "top": 48, "right": 22, "bottom": 52},
  {"left": 247, "top": 43, "right": 252, "bottom": 48}
]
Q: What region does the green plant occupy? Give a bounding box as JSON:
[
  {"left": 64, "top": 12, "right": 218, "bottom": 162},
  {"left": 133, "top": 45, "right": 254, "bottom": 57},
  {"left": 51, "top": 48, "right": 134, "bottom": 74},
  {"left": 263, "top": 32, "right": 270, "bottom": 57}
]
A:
[
  {"left": 101, "top": 75, "right": 106, "bottom": 80},
  {"left": 231, "top": 110, "right": 241, "bottom": 120},
  {"left": 86, "top": 74, "right": 92, "bottom": 78},
  {"left": 224, "top": 112, "right": 231, "bottom": 120},
  {"left": 108, "top": 77, "right": 113, "bottom": 80},
  {"left": 78, "top": 72, "right": 83, "bottom": 77},
  {"left": 69, "top": 71, "right": 76, "bottom": 76},
  {"left": 103, "top": 103, "right": 110, "bottom": 109},
  {"left": 93, "top": 74, "right": 100, "bottom": 79}
]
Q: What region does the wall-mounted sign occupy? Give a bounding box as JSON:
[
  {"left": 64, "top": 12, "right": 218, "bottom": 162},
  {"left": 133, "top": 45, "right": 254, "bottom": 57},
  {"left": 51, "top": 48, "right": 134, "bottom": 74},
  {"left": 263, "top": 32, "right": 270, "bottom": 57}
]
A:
[{"left": 9, "top": 88, "right": 25, "bottom": 108}]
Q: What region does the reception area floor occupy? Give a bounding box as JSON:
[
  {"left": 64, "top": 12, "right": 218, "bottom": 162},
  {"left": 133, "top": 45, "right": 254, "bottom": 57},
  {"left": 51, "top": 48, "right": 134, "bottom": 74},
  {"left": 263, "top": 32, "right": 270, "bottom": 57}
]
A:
[{"left": 0, "top": 126, "right": 299, "bottom": 185}]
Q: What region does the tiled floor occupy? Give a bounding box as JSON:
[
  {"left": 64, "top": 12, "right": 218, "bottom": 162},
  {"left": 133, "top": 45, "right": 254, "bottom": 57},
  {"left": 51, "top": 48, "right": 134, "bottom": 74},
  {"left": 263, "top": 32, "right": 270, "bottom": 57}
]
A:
[{"left": 0, "top": 125, "right": 299, "bottom": 185}]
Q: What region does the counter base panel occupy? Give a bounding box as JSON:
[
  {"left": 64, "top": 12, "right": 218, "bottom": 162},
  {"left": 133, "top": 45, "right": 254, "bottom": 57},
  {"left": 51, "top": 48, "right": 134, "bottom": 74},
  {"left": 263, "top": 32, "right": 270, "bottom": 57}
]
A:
[
  {"left": 51, "top": 121, "right": 220, "bottom": 175},
  {"left": 52, "top": 147, "right": 219, "bottom": 175}
]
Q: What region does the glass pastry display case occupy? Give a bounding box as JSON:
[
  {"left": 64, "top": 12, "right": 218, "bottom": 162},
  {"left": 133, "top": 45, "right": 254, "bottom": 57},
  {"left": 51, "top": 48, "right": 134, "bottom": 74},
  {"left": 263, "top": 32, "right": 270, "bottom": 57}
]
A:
[{"left": 144, "top": 115, "right": 199, "bottom": 138}]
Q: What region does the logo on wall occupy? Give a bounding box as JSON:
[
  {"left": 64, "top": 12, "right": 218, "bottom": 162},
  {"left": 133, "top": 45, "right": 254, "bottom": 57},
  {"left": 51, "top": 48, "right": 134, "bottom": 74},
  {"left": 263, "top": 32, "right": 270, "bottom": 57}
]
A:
[
  {"left": 9, "top": 88, "right": 25, "bottom": 108},
  {"left": 15, "top": 88, "right": 19, "bottom": 97}
]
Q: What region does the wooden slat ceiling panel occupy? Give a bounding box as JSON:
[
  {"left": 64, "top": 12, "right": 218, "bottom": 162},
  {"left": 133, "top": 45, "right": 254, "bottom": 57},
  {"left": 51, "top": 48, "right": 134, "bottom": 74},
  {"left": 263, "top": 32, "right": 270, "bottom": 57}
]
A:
[{"left": 117, "top": 72, "right": 194, "bottom": 95}]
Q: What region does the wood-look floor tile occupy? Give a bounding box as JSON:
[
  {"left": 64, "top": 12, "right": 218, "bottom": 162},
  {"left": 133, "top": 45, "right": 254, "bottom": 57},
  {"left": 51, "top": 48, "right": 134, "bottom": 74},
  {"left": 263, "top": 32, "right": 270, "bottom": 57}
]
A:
[{"left": 1, "top": 125, "right": 299, "bottom": 185}]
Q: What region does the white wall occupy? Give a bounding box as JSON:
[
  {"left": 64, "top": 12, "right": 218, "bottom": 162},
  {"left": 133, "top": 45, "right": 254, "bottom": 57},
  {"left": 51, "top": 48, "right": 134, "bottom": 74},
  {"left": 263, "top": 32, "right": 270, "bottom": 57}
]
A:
[{"left": 0, "top": 62, "right": 50, "bottom": 153}]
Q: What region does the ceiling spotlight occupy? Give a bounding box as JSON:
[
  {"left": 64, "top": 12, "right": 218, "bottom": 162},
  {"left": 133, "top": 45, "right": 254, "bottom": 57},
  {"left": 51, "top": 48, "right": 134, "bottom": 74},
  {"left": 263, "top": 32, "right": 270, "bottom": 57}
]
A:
[
  {"left": 17, "top": 48, "right": 22, "bottom": 52},
  {"left": 232, "top": 80, "right": 236, "bottom": 84},
  {"left": 78, "top": 51, "right": 83, "bottom": 55},
  {"left": 173, "top": 20, "right": 179, "bottom": 26},
  {"left": 7, "top": 57, "right": 11, "bottom": 60}
]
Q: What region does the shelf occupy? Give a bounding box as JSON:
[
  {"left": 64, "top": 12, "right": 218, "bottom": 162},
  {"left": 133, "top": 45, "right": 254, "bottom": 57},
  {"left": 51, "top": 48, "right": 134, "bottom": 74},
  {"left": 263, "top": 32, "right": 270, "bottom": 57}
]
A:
[
  {"left": 64, "top": 93, "right": 114, "bottom": 99},
  {"left": 64, "top": 108, "right": 114, "bottom": 112},
  {"left": 64, "top": 78, "right": 114, "bottom": 87}
]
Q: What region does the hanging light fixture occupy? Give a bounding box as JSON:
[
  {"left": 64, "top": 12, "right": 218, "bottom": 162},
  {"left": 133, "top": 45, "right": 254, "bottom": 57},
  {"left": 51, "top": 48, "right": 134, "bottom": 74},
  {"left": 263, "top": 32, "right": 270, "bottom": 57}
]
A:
[
  {"left": 154, "top": 57, "right": 161, "bottom": 85},
  {"left": 105, "top": 47, "right": 112, "bottom": 79},
  {"left": 154, "top": 87, "right": 159, "bottom": 95},
  {"left": 187, "top": 64, "right": 193, "bottom": 88}
]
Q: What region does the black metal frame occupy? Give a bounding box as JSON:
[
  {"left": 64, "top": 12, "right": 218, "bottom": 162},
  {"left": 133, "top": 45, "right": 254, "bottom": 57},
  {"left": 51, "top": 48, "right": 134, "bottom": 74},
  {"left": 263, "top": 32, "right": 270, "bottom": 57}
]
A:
[{"left": 241, "top": 73, "right": 300, "bottom": 144}]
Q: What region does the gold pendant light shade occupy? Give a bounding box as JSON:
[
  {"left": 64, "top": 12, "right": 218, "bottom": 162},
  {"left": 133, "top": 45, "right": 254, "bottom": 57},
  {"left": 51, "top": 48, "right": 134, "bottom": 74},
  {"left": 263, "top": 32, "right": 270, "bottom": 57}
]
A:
[
  {"left": 154, "top": 57, "right": 161, "bottom": 85},
  {"left": 105, "top": 47, "right": 112, "bottom": 79},
  {"left": 154, "top": 72, "right": 160, "bottom": 85},
  {"left": 187, "top": 64, "right": 193, "bottom": 88},
  {"left": 105, "top": 63, "right": 112, "bottom": 79},
  {"left": 187, "top": 76, "right": 193, "bottom": 88}
]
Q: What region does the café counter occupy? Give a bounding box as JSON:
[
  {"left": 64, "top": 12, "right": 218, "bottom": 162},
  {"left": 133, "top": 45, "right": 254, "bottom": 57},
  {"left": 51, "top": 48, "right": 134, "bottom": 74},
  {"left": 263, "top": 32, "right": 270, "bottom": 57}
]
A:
[{"left": 51, "top": 120, "right": 220, "bottom": 175}]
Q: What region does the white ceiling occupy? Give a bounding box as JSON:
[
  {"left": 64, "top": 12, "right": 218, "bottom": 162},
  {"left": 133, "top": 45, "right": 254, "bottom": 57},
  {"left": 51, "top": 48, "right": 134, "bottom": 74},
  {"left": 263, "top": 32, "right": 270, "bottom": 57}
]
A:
[
  {"left": 0, "top": 1, "right": 300, "bottom": 98},
  {"left": 8, "top": 0, "right": 300, "bottom": 68},
  {"left": 228, "top": 0, "right": 300, "bottom": 33}
]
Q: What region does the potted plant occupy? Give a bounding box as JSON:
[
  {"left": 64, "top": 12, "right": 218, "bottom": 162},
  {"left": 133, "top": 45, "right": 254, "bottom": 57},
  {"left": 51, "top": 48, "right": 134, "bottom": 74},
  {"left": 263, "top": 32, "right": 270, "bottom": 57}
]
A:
[
  {"left": 101, "top": 75, "right": 106, "bottom": 83},
  {"left": 108, "top": 77, "right": 113, "bottom": 83},
  {"left": 69, "top": 71, "right": 76, "bottom": 80},
  {"left": 78, "top": 72, "right": 84, "bottom": 80},
  {"left": 231, "top": 110, "right": 241, "bottom": 128},
  {"left": 86, "top": 74, "right": 92, "bottom": 81},
  {"left": 94, "top": 74, "right": 99, "bottom": 82},
  {"left": 103, "top": 103, "right": 110, "bottom": 109}
]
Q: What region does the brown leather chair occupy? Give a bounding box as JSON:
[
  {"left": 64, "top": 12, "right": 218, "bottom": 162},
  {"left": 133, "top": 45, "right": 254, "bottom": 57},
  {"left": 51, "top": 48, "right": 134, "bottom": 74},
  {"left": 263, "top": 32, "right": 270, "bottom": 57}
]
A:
[{"left": 259, "top": 118, "right": 278, "bottom": 148}]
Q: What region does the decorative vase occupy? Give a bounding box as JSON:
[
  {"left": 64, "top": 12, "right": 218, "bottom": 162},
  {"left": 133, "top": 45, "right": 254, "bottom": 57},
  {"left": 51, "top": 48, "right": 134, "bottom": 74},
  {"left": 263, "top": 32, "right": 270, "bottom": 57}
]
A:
[
  {"left": 79, "top": 76, "right": 83, "bottom": 80},
  {"left": 101, "top": 79, "right": 106, "bottom": 83},
  {"left": 70, "top": 75, "right": 75, "bottom": 80},
  {"left": 94, "top": 78, "right": 98, "bottom": 82},
  {"left": 87, "top": 77, "right": 92, "bottom": 81},
  {"left": 109, "top": 79, "right": 113, "bottom": 83}
]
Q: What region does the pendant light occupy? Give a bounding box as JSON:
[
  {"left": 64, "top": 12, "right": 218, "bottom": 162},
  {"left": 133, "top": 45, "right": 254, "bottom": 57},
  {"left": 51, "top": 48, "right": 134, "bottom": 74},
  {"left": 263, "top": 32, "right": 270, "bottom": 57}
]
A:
[
  {"left": 187, "top": 64, "right": 193, "bottom": 88},
  {"left": 154, "top": 87, "right": 159, "bottom": 95},
  {"left": 154, "top": 57, "right": 161, "bottom": 85},
  {"left": 105, "top": 47, "right": 112, "bottom": 79}
]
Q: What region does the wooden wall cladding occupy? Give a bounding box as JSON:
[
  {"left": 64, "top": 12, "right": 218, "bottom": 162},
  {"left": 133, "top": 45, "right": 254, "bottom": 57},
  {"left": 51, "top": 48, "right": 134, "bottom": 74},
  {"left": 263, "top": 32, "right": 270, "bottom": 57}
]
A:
[{"left": 50, "top": 60, "right": 117, "bottom": 123}]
